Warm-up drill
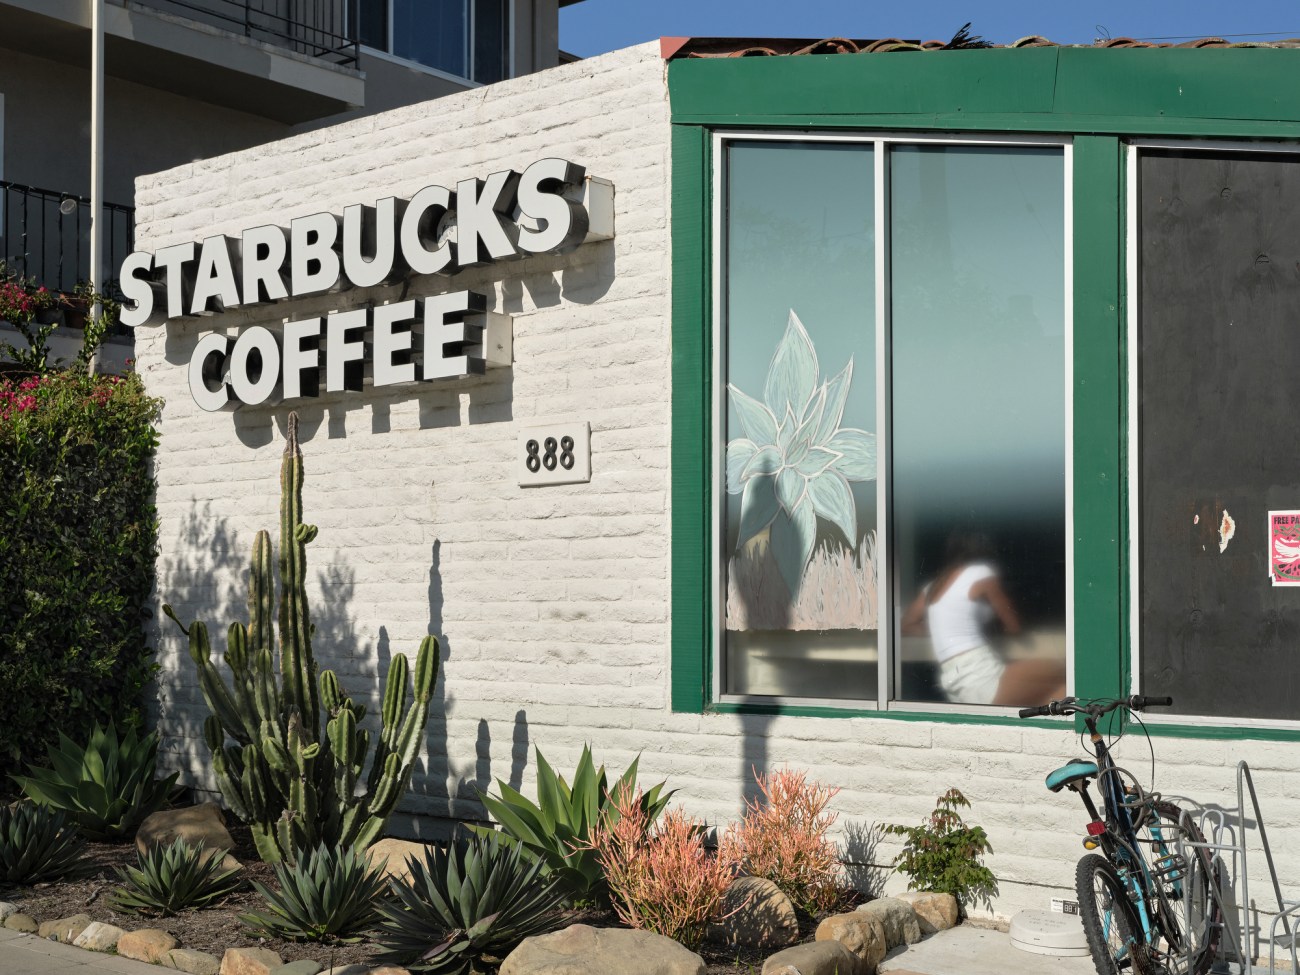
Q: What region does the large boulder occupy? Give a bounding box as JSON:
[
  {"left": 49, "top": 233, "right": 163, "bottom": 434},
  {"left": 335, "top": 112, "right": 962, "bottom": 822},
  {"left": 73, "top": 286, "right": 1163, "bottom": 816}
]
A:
[
  {"left": 501, "top": 924, "right": 706, "bottom": 975},
  {"left": 896, "top": 891, "right": 959, "bottom": 934},
  {"left": 137, "top": 802, "right": 239, "bottom": 870},
  {"left": 856, "top": 897, "right": 922, "bottom": 947},
  {"left": 815, "top": 912, "right": 888, "bottom": 973},
  {"left": 763, "top": 940, "right": 863, "bottom": 975},
  {"left": 38, "top": 913, "right": 92, "bottom": 943},
  {"left": 220, "top": 947, "right": 285, "bottom": 975},
  {"left": 118, "top": 929, "right": 180, "bottom": 963},
  {"left": 365, "top": 838, "right": 431, "bottom": 884},
  {"left": 706, "top": 877, "right": 800, "bottom": 949}
]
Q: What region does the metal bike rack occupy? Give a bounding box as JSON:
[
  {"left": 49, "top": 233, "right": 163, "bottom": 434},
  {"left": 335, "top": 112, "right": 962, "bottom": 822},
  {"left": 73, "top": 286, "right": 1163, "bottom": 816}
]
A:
[{"left": 1172, "top": 761, "right": 1298, "bottom": 975}]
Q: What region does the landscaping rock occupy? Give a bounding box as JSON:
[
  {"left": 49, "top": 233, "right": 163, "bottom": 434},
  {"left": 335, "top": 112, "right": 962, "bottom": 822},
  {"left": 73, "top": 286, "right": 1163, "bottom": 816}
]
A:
[
  {"left": 221, "top": 947, "right": 285, "bottom": 975},
  {"left": 856, "top": 897, "right": 922, "bottom": 947},
  {"left": 38, "top": 913, "right": 92, "bottom": 942},
  {"left": 138, "top": 802, "right": 239, "bottom": 870},
  {"left": 119, "top": 928, "right": 181, "bottom": 963},
  {"left": 4, "top": 913, "right": 37, "bottom": 933},
  {"left": 74, "top": 921, "right": 126, "bottom": 951},
  {"left": 501, "top": 924, "right": 707, "bottom": 975},
  {"left": 0, "top": 901, "right": 18, "bottom": 920},
  {"left": 320, "top": 967, "right": 370, "bottom": 975},
  {"left": 896, "top": 891, "right": 959, "bottom": 934},
  {"left": 815, "top": 912, "right": 888, "bottom": 972},
  {"left": 165, "top": 949, "right": 223, "bottom": 975},
  {"left": 366, "top": 837, "right": 430, "bottom": 884},
  {"left": 763, "top": 940, "right": 863, "bottom": 975},
  {"left": 706, "top": 876, "right": 799, "bottom": 949},
  {"left": 368, "top": 968, "right": 411, "bottom": 975},
  {"left": 270, "top": 962, "right": 324, "bottom": 975}
]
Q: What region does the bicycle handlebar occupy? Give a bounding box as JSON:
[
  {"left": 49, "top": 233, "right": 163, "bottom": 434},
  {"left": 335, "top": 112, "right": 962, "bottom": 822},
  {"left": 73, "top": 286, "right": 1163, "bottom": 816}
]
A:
[{"left": 1017, "top": 695, "right": 1173, "bottom": 719}]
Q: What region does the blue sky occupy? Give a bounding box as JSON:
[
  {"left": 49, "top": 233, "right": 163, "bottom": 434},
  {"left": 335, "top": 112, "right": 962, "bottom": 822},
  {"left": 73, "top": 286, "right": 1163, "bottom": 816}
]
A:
[{"left": 560, "top": 0, "right": 1300, "bottom": 57}]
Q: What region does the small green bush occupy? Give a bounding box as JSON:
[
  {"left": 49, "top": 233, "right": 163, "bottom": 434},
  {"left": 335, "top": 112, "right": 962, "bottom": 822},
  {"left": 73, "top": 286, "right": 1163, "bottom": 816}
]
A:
[
  {"left": 108, "top": 837, "right": 243, "bottom": 915},
  {"left": 885, "top": 787, "right": 997, "bottom": 914},
  {"left": 475, "top": 745, "right": 673, "bottom": 906},
  {"left": 13, "top": 719, "right": 178, "bottom": 841},
  {"left": 241, "top": 843, "right": 389, "bottom": 943},
  {"left": 375, "top": 833, "right": 564, "bottom": 974},
  {"left": 0, "top": 370, "right": 160, "bottom": 784},
  {"left": 0, "top": 802, "right": 93, "bottom": 884}
]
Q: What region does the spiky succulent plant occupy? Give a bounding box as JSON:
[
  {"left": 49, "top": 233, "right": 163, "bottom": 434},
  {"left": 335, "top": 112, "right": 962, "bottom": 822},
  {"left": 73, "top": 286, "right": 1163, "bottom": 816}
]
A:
[
  {"left": 0, "top": 802, "right": 93, "bottom": 884},
  {"left": 241, "top": 843, "right": 390, "bottom": 943},
  {"left": 107, "top": 837, "right": 244, "bottom": 915},
  {"left": 726, "top": 310, "right": 877, "bottom": 597},
  {"left": 374, "top": 833, "right": 565, "bottom": 974}
]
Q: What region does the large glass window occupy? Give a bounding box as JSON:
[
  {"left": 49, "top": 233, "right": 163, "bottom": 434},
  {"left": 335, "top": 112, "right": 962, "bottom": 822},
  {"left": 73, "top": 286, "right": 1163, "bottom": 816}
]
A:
[
  {"left": 357, "top": 0, "right": 509, "bottom": 84},
  {"left": 719, "top": 135, "right": 1068, "bottom": 709},
  {"left": 1134, "top": 146, "right": 1300, "bottom": 722}
]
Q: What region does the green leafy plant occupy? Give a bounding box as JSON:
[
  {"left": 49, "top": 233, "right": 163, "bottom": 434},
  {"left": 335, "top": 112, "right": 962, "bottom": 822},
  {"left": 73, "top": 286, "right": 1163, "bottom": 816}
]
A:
[
  {"left": 588, "top": 786, "right": 739, "bottom": 950},
  {"left": 475, "top": 745, "right": 674, "bottom": 906},
  {"left": 723, "top": 767, "right": 848, "bottom": 914},
  {"left": 0, "top": 263, "right": 62, "bottom": 373},
  {"left": 884, "top": 788, "right": 997, "bottom": 914},
  {"left": 241, "top": 843, "right": 389, "bottom": 943},
  {"left": 107, "top": 836, "right": 243, "bottom": 915},
  {"left": 374, "top": 833, "right": 564, "bottom": 974},
  {"left": 0, "top": 802, "right": 93, "bottom": 885},
  {"left": 164, "top": 412, "right": 440, "bottom": 864},
  {"left": 0, "top": 371, "right": 160, "bottom": 785},
  {"left": 12, "top": 719, "right": 178, "bottom": 841}
]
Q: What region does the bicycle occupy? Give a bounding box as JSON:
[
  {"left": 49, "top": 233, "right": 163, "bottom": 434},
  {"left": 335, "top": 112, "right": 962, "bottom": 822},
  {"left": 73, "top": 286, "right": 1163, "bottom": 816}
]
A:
[{"left": 1019, "top": 695, "right": 1224, "bottom": 975}]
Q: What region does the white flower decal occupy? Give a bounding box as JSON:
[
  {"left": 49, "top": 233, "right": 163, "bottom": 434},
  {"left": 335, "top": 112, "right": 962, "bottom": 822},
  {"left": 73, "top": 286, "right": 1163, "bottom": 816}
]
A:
[{"left": 726, "top": 310, "right": 877, "bottom": 598}]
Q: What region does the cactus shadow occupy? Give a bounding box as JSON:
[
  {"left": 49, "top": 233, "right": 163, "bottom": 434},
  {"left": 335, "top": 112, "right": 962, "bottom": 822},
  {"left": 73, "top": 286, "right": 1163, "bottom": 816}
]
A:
[{"left": 842, "top": 821, "right": 888, "bottom": 899}]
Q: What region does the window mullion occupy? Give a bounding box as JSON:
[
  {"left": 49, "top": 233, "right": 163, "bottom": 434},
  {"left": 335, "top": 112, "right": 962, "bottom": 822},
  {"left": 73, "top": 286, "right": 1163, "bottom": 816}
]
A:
[{"left": 875, "top": 138, "right": 891, "bottom": 712}]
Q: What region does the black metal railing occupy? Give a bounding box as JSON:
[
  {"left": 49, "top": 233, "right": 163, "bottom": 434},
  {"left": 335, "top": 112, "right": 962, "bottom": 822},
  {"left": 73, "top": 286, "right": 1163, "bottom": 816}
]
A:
[
  {"left": 0, "top": 181, "right": 135, "bottom": 297},
  {"left": 128, "top": 0, "right": 359, "bottom": 68}
]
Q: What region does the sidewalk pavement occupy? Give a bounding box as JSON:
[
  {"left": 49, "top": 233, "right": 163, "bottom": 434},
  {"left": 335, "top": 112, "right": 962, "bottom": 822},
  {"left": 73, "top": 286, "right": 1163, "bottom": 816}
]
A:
[
  {"left": 0, "top": 927, "right": 165, "bottom": 975},
  {"left": 880, "top": 923, "right": 1096, "bottom": 975}
]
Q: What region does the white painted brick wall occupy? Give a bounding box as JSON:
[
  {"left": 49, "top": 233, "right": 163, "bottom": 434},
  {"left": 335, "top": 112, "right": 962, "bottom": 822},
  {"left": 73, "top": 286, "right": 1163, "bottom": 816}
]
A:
[{"left": 134, "top": 40, "right": 1300, "bottom": 925}]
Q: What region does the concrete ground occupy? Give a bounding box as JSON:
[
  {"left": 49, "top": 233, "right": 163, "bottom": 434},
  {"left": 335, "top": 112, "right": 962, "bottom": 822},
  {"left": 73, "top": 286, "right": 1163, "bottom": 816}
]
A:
[
  {"left": 880, "top": 923, "right": 1097, "bottom": 975},
  {"left": 0, "top": 928, "right": 162, "bottom": 975}
]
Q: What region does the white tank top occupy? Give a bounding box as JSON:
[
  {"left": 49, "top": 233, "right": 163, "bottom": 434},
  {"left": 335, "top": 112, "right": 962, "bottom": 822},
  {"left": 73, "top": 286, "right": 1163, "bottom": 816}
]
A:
[{"left": 925, "top": 563, "right": 996, "bottom": 663}]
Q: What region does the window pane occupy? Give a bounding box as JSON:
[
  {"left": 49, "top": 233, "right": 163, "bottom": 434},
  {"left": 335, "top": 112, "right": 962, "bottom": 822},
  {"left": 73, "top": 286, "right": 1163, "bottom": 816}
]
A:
[
  {"left": 1139, "top": 149, "right": 1300, "bottom": 721},
  {"left": 357, "top": 0, "right": 388, "bottom": 50},
  {"left": 722, "top": 141, "right": 878, "bottom": 701},
  {"left": 473, "top": 0, "right": 509, "bottom": 83},
  {"left": 393, "top": 0, "right": 466, "bottom": 78},
  {"left": 890, "top": 145, "right": 1067, "bottom": 707}
]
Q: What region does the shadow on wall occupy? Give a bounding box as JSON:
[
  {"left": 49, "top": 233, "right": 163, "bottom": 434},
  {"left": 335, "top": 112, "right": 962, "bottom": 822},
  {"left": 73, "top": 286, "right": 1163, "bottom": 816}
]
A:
[
  {"left": 153, "top": 506, "right": 530, "bottom": 832},
  {"left": 842, "top": 821, "right": 888, "bottom": 899}
]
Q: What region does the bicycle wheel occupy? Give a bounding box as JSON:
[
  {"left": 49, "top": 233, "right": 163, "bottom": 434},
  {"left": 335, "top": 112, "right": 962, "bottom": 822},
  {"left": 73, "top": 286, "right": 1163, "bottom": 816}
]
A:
[
  {"left": 1133, "top": 800, "right": 1223, "bottom": 975},
  {"left": 1078, "top": 853, "right": 1149, "bottom": 975}
]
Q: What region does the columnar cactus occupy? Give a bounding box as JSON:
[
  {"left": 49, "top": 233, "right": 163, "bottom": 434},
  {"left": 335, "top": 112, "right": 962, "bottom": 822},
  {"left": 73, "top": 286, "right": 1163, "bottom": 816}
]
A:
[{"left": 164, "top": 413, "right": 440, "bottom": 864}]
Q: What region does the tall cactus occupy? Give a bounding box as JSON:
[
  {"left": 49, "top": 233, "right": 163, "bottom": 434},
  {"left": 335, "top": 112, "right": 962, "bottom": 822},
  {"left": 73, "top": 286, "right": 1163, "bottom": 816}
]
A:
[{"left": 164, "top": 413, "right": 440, "bottom": 864}]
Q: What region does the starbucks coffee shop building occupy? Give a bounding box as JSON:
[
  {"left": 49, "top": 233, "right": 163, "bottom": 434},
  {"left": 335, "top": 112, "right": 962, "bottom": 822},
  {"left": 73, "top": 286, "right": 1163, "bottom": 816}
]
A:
[{"left": 134, "top": 37, "right": 1300, "bottom": 918}]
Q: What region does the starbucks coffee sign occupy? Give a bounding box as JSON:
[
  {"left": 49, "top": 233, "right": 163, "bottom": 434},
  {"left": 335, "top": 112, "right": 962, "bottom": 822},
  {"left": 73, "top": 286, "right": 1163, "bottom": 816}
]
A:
[{"left": 117, "top": 159, "right": 612, "bottom": 411}]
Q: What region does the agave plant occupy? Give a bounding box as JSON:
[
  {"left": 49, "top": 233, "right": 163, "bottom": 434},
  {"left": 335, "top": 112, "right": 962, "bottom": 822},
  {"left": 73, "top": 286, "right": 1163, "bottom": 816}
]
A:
[
  {"left": 0, "top": 802, "right": 93, "bottom": 884},
  {"left": 474, "top": 745, "right": 673, "bottom": 905},
  {"left": 725, "top": 309, "right": 877, "bottom": 597},
  {"left": 107, "top": 837, "right": 243, "bottom": 916},
  {"left": 12, "top": 719, "right": 178, "bottom": 841},
  {"left": 374, "top": 833, "right": 564, "bottom": 974},
  {"left": 241, "top": 843, "right": 389, "bottom": 943}
]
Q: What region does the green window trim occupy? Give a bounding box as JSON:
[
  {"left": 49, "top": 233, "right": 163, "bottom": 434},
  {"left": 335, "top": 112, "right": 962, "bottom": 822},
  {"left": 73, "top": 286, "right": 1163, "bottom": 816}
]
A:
[{"left": 668, "top": 47, "right": 1300, "bottom": 740}]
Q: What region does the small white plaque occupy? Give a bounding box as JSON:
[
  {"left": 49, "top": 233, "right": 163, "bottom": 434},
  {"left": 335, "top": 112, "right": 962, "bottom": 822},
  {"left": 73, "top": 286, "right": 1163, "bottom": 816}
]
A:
[{"left": 517, "top": 421, "right": 590, "bottom": 486}]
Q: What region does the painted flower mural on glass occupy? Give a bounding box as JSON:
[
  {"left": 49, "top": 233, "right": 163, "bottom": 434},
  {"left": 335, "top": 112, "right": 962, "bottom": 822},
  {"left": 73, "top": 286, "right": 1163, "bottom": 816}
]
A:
[{"left": 725, "top": 310, "right": 877, "bottom": 617}]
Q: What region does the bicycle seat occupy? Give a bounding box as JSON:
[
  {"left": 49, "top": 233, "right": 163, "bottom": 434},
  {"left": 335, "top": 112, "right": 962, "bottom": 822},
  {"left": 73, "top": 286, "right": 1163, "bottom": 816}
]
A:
[{"left": 1045, "top": 761, "right": 1098, "bottom": 792}]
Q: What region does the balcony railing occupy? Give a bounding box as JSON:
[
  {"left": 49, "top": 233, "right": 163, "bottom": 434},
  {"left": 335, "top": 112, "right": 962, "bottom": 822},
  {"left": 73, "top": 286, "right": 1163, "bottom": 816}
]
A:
[
  {"left": 129, "top": 0, "right": 359, "bottom": 68},
  {"left": 0, "top": 181, "right": 135, "bottom": 298}
]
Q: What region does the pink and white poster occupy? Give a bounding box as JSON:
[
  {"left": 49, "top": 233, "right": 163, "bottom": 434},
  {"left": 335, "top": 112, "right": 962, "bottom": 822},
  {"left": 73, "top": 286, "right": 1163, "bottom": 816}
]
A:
[{"left": 1269, "top": 510, "right": 1300, "bottom": 586}]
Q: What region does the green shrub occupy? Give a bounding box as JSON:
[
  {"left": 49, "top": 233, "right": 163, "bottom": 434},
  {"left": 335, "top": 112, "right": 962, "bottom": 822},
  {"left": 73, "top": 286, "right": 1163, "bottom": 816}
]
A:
[
  {"left": 884, "top": 787, "right": 997, "bottom": 914},
  {"left": 241, "top": 843, "right": 389, "bottom": 943},
  {"left": 375, "top": 833, "right": 564, "bottom": 974},
  {"left": 0, "top": 802, "right": 93, "bottom": 884},
  {"left": 108, "top": 837, "right": 243, "bottom": 915},
  {"left": 475, "top": 745, "right": 673, "bottom": 906},
  {"left": 0, "top": 370, "right": 160, "bottom": 784},
  {"left": 13, "top": 719, "right": 178, "bottom": 841}
]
